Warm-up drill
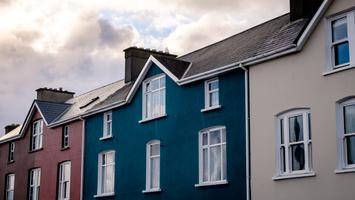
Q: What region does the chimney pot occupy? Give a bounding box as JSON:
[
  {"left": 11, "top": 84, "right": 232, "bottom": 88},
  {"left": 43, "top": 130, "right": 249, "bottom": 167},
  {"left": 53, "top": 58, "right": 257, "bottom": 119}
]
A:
[{"left": 5, "top": 124, "right": 20, "bottom": 134}]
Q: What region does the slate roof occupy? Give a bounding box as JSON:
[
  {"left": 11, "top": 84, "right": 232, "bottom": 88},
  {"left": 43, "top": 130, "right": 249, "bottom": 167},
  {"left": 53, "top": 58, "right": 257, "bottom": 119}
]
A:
[
  {"left": 179, "top": 13, "right": 308, "bottom": 78},
  {"left": 88, "top": 82, "right": 134, "bottom": 112},
  {"left": 35, "top": 100, "right": 71, "bottom": 124},
  {"left": 0, "top": 125, "right": 22, "bottom": 143},
  {"left": 154, "top": 55, "right": 191, "bottom": 79},
  {"left": 51, "top": 80, "right": 127, "bottom": 125}
]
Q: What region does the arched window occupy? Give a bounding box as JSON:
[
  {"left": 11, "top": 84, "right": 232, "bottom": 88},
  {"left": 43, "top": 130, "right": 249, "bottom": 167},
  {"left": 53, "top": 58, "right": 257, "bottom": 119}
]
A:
[
  {"left": 274, "top": 109, "right": 313, "bottom": 179},
  {"left": 144, "top": 140, "right": 161, "bottom": 192}
]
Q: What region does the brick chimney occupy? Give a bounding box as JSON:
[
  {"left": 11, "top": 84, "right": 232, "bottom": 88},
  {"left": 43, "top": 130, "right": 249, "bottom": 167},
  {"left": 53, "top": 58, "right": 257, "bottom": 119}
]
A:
[
  {"left": 5, "top": 124, "right": 20, "bottom": 134},
  {"left": 290, "top": 0, "right": 323, "bottom": 21},
  {"left": 36, "top": 87, "right": 74, "bottom": 103},
  {"left": 124, "top": 47, "right": 177, "bottom": 83}
]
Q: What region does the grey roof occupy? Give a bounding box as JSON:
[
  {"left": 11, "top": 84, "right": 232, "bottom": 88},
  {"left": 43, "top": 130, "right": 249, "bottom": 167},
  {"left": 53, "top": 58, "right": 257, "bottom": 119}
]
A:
[
  {"left": 35, "top": 100, "right": 71, "bottom": 124},
  {"left": 88, "top": 82, "right": 134, "bottom": 112},
  {"left": 51, "top": 80, "right": 127, "bottom": 125},
  {"left": 179, "top": 13, "right": 308, "bottom": 78},
  {"left": 0, "top": 125, "right": 22, "bottom": 143},
  {"left": 154, "top": 55, "right": 191, "bottom": 79}
]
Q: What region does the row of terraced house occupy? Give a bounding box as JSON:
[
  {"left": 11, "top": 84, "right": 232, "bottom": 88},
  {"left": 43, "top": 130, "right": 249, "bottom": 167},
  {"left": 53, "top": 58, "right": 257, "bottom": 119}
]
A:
[{"left": 1, "top": 0, "right": 355, "bottom": 199}]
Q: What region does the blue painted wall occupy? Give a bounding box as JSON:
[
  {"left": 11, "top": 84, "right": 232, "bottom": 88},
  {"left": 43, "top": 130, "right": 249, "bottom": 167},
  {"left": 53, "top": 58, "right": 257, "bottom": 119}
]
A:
[{"left": 83, "top": 64, "right": 246, "bottom": 200}]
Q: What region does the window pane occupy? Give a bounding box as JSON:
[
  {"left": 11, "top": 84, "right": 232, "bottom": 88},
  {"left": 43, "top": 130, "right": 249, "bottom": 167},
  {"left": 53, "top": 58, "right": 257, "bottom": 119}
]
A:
[
  {"left": 151, "top": 79, "right": 159, "bottom": 90},
  {"left": 334, "top": 42, "right": 350, "bottom": 66},
  {"left": 105, "top": 165, "right": 114, "bottom": 193},
  {"left": 202, "top": 149, "right": 208, "bottom": 182},
  {"left": 202, "top": 133, "right": 208, "bottom": 146},
  {"left": 209, "top": 81, "right": 218, "bottom": 91},
  {"left": 210, "top": 146, "right": 222, "bottom": 181},
  {"left": 346, "top": 136, "right": 355, "bottom": 165},
  {"left": 291, "top": 144, "right": 305, "bottom": 171},
  {"left": 150, "top": 157, "right": 160, "bottom": 188},
  {"left": 210, "top": 130, "right": 221, "bottom": 145},
  {"left": 280, "top": 119, "right": 284, "bottom": 144},
  {"left": 344, "top": 104, "right": 355, "bottom": 134},
  {"left": 332, "top": 17, "right": 348, "bottom": 42},
  {"left": 280, "top": 146, "right": 286, "bottom": 173},
  {"left": 150, "top": 144, "right": 160, "bottom": 156},
  {"left": 106, "top": 153, "right": 114, "bottom": 164},
  {"left": 222, "top": 144, "right": 227, "bottom": 180},
  {"left": 289, "top": 115, "right": 304, "bottom": 142},
  {"left": 152, "top": 91, "right": 160, "bottom": 116},
  {"left": 160, "top": 76, "right": 165, "bottom": 88},
  {"left": 160, "top": 89, "right": 165, "bottom": 114}
]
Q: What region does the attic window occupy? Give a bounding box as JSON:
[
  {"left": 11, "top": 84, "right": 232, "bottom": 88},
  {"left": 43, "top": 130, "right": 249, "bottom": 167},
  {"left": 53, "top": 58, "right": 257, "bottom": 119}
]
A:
[{"left": 80, "top": 97, "right": 99, "bottom": 109}]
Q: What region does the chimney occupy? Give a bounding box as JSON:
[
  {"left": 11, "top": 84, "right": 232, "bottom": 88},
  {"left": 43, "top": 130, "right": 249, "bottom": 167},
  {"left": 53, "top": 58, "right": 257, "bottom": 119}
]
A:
[
  {"left": 290, "top": 0, "right": 323, "bottom": 21},
  {"left": 36, "top": 87, "right": 75, "bottom": 103},
  {"left": 123, "top": 47, "right": 177, "bottom": 83},
  {"left": 5, "top": 124, "right": 20, "bottom": 134}
]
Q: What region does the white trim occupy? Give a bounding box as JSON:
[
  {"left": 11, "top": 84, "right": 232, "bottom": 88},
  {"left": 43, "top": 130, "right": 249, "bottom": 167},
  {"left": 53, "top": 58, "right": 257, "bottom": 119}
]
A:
[
  {"left": 204, "top": 78, "right": 220, "bottom": 110},
  {"left": 194, "top": 180, "right": 228, "bottom": 187},
  {"left": 201, "top": 105, "right": 222, "bottom": 113},
  {"left": 96, "top": 150, "right": 115, "bottom": 197},
  {"left": 145, "top": 140, "right": 161, "bottom": 192},
  {"left": 272, "top": 171, "right": 316, "bottom": 181},
  {"left": 139, "top": 114, "right": 167, "bottom": 124},
  {"left": 322, "top": 64, "right": 355, "bottom": 75},
  {"left": 58, "top": 161, "right": 71, "bottom": 200},
  {"left": 198, "top": 126, "right": 227, "bottom": 185},
  {"left": 102, "top": 111, "right": 112, "bottom": 138},
  {"left": 275, "top": 109, "right": 313, "bottom": 178},
  {"left": 335, "top": 168, "right": 355, "bottom": 174},
  {"left": 142, "top": 188, "right": 162, "bottom": 194},
  {"left": 31, "top": 119, "right": 43, "bottom": 151},
  {"left": 93, "top": 192, "right": 115, "bottom": 198},
  {"left": 99, "top": 136, "right": 114, "bottom": 141}
]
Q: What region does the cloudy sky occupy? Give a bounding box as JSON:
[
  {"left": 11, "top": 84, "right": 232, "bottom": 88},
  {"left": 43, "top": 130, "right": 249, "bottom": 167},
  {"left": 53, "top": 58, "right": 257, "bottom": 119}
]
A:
[{"left": 0, "top": 0, "right": 288, "bottom": 132}]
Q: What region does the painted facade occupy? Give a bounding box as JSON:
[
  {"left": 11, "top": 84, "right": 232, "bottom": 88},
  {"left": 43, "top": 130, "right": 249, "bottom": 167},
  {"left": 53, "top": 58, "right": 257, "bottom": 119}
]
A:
[
  {"left": 0, "top": 107, "right": 83, "bottom": 200},
  {"left": 82, "top": 64, "right": 247, "bottom": 200},
  {"left": 249, "top": 0, "right": 355, "bottom": 200}
]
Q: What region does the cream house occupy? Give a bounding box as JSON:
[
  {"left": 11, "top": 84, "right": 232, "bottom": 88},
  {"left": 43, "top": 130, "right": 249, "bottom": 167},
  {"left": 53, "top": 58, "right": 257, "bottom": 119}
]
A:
[{"left": 248, "top": 0, "right": 355, "bottom": 199}]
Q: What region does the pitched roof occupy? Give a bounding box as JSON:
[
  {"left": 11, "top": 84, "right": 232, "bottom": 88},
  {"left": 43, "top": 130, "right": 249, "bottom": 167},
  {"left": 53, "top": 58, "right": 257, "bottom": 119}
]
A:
[
  {"left": 179, "top": 13, "right": 308, "bottom": 78},
  {"left": 35, "top": 100, "right": 71, "bottom": 124},
  {"left": 50, "top": 80, "right": 127, "bottom": 126},
  {"left": 153, "top": 55, "right": 191, "bottom": 79},
  {"left": 0, "top": 125, "right": 22, "bottom": 143}
]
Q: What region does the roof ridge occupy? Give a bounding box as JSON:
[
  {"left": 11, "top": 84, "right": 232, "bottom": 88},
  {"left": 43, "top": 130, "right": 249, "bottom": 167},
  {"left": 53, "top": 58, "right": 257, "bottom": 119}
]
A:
[
  {"left": 178, "top": 12, "right": 290, "bottom": 59},
  {"left": 69, "top": 79, "right": 124, "bottom": 100}
]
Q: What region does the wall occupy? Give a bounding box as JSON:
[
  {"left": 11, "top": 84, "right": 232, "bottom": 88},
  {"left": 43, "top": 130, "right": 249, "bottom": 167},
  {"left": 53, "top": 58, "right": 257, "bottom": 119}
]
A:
[
  {"left": 249, "top": 1, "right": 355, "bottom": 200},
  {"left": 83, "top": 64, "right": 246, "bottom": 200},
  {"left": 0, "top": 108, "right": 83, "bottom": 200}
]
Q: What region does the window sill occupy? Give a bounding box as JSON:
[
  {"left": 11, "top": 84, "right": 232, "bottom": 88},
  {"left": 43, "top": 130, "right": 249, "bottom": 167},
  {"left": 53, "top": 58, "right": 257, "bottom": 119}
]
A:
[
  {"left": 99, "top": 136, "right": 114, "bottom": 141},
  {"left": 323, "top": 64, "right": 355, "bottom": 76},
  {"left": 139, "top": 114, "right": 167, "bottom": 124},
  {"left": 60, "top": 146, "right": 70, "bottom": 151},
  {"left": 201, "top": 105, "right": 222, "bottom": 113},
  {"left": 335, "top": 168, "right": 355, "bottom": 174},
  {"left": 142, "top": 188, "right": 162, "bottom": 194},
  {"left": 7, "top": 160, "right": 14, "bottom": 164},
  {"left": 272, "top": 171, "right": 316, "bottom": 181},
  {"left": 29, "top": 148, "right": 43, "bottom": 153},
  {"left": 94, "top": 193, "right": 115, "bottom": 198},
  {"left": 194, "top": 180, "right": 228, "bottom": 187}
]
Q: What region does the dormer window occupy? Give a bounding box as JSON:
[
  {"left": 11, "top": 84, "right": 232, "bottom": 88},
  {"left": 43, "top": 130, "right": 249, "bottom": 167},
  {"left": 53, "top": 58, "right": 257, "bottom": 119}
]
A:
[
  {"left": 31, "top": 120, "right": 43, "bottom": 151},
  {"left": 142, "top": 74, "right": 166, "bottom": 121}
]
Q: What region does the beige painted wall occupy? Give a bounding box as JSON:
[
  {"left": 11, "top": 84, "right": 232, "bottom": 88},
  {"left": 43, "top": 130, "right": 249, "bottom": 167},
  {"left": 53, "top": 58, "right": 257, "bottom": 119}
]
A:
[{"left": 249, "top": 1, "right": 355, "bottom": 200}]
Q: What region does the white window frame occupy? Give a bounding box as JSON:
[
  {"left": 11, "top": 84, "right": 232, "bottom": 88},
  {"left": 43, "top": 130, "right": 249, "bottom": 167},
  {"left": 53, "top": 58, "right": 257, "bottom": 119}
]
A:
[
  {"left": 31, "top": 120, "right": 43, "bottom": 151},
  {"left": 203, "top": 78, "right": 221, "bottom": 111},
  {"left": 196, "top": 126, "right": 227, "bottom": 187},
  {"left": 325, "top": 10, "right": 355, "bottom": 74},
  {"left": 336, "top": 98, "right": 355, "bottom": 172},
  {"left": 29, "top": 168, "right": 41, "bottom": 200},
  {"left": 142, "top": 74, "right": 166, "bottom": 121},
  {"left": 5, "top": 174, "right": 15, "bottom": 200},
  {"left": 102, "top": 112, "right": 112, "bottom": 139},
  {"left": 274, "top": 109, "right": 313, "bottom": 180},
  {"left": 62, "top": 126, "right": 70, "bottom": 149},
  {"left": 96, "top": 151, "right": 115, "bottom": 197},
  {"left": 58, "top": 161, "right": 71, "bottom": 200},
  {"left": 8, "top": 142, "right": 15, "bottom": 162},
  {"left": 144, "top": 140, "right": 161, "bottom": 193}
]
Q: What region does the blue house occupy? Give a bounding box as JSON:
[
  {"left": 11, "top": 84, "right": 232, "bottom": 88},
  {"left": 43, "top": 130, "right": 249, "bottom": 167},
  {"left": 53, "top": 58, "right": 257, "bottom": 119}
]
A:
[{"left": 81, "top": 46, "right": 248, "bottom": 200}]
